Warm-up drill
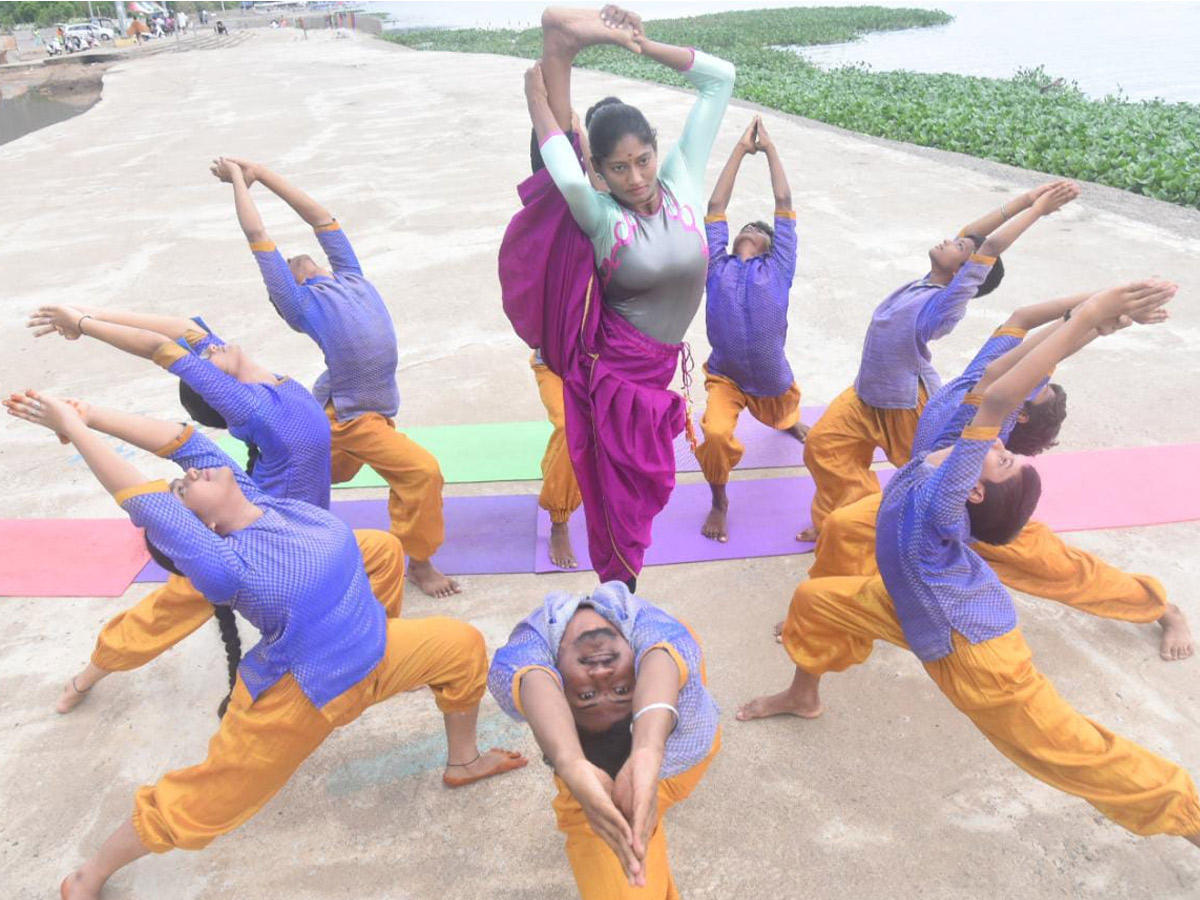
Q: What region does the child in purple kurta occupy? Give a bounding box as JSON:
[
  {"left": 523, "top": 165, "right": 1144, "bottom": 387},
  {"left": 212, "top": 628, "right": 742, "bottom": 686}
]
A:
[
  {"left": 797, "top": 180, "right": 1079, "bottom": 543},
  {"left": 694, "top": 117, "right": 804, "bottom": 543}
]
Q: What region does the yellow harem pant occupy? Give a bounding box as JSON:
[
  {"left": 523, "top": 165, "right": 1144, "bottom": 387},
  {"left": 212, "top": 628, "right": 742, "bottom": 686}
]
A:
[
  {"left": 809, "top": 492, "right": 1167, "bottom": 624},
  {"left": 532, "top": 354, "right": 582, "bottom": 524},
  {"left": 326, "top": 404, "right": 445, "bottom": 562},
  {"left": 694, "top": 367, "right": 802, "bottom": 486},
  {"left": 133, "top": 615, "right": 487, "bottom": 852},
  {"left": 91, "top": 529, "right": 406, "bottom": 672},
  {"left": 803, "top": 384, "right": 926, "bottom": 532},
  {"left": 552, "top": 733, "right": 721, "bottom": 900},
  {"left": 780, "top": 576, "right": 1200, "bottom": 836}
]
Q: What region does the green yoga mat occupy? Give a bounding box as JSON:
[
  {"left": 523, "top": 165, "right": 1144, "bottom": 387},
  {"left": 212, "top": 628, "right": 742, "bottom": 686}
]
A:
[{"left": 217, "top": 420, "right": 554, "bottom": 487}]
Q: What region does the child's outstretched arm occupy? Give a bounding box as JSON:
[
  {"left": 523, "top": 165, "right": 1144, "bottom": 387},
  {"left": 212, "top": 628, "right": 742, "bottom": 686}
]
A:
[
  {"left": 707, "top": 118, "right": 757, "bottom": 217},
  {"left": 754, "top": 117, "right": 792, "bottom": 213},
  {"left": 974, "top": 279, "right": 1177, "bottom": 428},
  {"left": 977, "top": 181, "right": 1079, "bottom": 258},
  {"left": 4, "top": 391, "right": 150, "bottom": 497},
  {"left": 959, "top": 179, "right": 1070, "bottom": 242}
]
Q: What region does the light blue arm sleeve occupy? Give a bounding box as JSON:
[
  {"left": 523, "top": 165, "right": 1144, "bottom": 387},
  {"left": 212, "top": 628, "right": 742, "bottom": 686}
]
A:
[
  {"left": 539, "top": 132, "right": 609, "bottom": 240},
  {"left": 658, "top": 50, "right": 736, "bottom": 209}
]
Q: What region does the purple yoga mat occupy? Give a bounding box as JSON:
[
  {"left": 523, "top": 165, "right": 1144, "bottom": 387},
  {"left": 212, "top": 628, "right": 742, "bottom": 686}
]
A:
[
  {"left": 534, "top": 469, "right": 897, "bottom": 574},
  {"left": 673, "top": 404, "right": 885, "bottom": 473},
  {"left": 336, "top": 494, "right": 538, "bottom": 576},
  {"left": 134, "top": 494, "right": 540, "bottom": 583}
]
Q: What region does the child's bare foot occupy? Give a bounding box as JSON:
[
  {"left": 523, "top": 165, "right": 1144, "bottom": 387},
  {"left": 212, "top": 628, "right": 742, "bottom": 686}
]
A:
[
  {"left": 701, "top": 505, "right": 728, "bottom": 542},
  {"left": 56, "top": 679, "right": 90, "bottom": 715},
  {"left": 61, "top": 871, "right": 99, "bottom": 900},
  {"left": 549, "top": 522, "right": 578, "bottom": 569},
  {"left": 1158, "top": 604, "right": 1194, "bottom": 661},
  {"left": 796, "top": 525, "right": 819, "bottom": 543},
  {"left": 56, "top": 664, "right": 107, "bottom": 714},
  {"left": 408, "top": 559, "right": 461, "bottom": 599},
  {"left": 442, "top": 748, "right": 529, "bottom": 787},
  {"left": 736, "top": 686, "right": 823, "bottom": 721},
  {"left": 785, "top": 422, "right": 809, "bottom": 442}
]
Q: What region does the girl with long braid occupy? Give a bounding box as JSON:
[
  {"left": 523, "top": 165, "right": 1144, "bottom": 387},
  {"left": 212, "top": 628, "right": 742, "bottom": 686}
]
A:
[
  {"left": 4, "top": 392, "right": 527, "bottom": 899},
  {"left": 27, "top": 306, "right": 406, "bottom": 715}
]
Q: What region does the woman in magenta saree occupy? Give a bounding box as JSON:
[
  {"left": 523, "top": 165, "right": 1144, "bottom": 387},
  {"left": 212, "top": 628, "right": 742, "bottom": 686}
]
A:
[{"left": 500, "top": 6, "right": 734, "bottom": 587}]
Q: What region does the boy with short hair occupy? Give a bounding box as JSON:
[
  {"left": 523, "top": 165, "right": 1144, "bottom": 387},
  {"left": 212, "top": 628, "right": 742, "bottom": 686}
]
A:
[
  {"left": 797, "top": 179, "right": 1080, "bottom": 542},
  {"left": 696, "top": 117, "right": 804, "bottom": 542}
]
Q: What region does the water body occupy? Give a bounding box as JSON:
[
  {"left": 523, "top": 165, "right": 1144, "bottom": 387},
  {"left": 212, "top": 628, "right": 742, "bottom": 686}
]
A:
[
  {"left": 370, "top": 0, "right": 1199, "bottom": 104},
  {"left": 0, "top": 92, "right": 86, "bottom": 147},
  {"left": 795, "top": 1, "right": 1200, "bottom": 103}
]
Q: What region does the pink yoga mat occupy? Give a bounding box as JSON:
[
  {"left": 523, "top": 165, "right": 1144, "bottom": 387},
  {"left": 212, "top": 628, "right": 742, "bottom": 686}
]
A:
[
  {"left": 1032, "top": 444, "right": 1200, "bottom": 532},
  {"left": 673, "top": 404, "right": 885, "bottom": 473},
  {"left": 0, "top": 519, "right": 149, "bottom": 597}
]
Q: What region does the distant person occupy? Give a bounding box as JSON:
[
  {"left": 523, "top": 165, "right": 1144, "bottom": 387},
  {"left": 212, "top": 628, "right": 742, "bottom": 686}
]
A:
[
  {"left": 127, "top": 18, "right": 148, "bottom": 42},
  {"left": 177, "top": 10, "right": 188, "bottom": 33},
  {"left": 797, "top": 180, "right": 1080, "bottom": 543},
  {"left": 211, "top": 157, "right": 461, "bottom": 599},
  {"left": 215, "top": 19, "right": 227, "bottom": 36},
  {"left": 696, "top": 115, "right": 804, "bottom": 543}
]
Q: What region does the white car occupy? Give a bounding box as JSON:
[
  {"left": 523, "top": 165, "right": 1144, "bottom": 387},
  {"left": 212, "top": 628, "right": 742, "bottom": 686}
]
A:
[{"left": 64, "top": 22, "right": 112, "bottom": 43}]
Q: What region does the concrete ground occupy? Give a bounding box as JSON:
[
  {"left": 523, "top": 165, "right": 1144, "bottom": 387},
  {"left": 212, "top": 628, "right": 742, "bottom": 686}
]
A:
[{"left": 1, "top": 27, "right": 1198, "bottom": 900}]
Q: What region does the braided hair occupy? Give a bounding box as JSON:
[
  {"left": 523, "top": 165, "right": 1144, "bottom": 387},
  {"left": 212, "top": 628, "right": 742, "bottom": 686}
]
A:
[
  {"left": 213, "top": 606, "right": 242, "bottom": 718},
  {"left": 144, "top": 534, "right": 242, "bottom": 719}
]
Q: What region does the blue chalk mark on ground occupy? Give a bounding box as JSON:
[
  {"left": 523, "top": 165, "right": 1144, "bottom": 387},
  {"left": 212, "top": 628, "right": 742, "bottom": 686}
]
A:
[{"left": 325, "top": 715, "right": 527, "bottom": 796}]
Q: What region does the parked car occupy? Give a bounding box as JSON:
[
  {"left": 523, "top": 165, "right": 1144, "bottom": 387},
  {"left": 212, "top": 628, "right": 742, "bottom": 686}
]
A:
[
  {"left": 83, "top": 22, "right": 115, "bottom": 41},
  {"left": 61, "top": 23, "right": 106, "bottom": 47},
  {"left": 90, "top": 17, "right": 120, "bottom": 35}
]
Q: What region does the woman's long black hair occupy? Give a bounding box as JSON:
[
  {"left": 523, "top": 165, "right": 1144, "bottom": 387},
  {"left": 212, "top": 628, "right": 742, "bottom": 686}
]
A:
[{"left": 145, "top": 535, "right": 242, "bottom": 719}]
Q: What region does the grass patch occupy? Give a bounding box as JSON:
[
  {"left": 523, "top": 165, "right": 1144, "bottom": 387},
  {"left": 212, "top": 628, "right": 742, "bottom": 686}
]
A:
[{"left": 384, "top": 6, "right": 1199, "bottom": 209}]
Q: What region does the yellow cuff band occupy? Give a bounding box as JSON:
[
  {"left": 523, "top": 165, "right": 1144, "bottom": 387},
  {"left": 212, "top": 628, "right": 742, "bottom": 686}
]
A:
[
  {"left": 962, "top": 425, "right": 1002, "bottom": 441},
  {"left": 114, "top": 480, "right": 169, "bottom": 506},
  {"left": 154, "top": 424, "right": 194, "bottom": 458},
  {"left": 151, "top": 341, "right": 189, "bottom": 370}
]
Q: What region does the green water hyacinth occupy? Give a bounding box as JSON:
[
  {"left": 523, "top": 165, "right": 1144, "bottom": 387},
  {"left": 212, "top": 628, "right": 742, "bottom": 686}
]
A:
[{"left": 385, "top": 6, "right": 1199, "bottom": 209}]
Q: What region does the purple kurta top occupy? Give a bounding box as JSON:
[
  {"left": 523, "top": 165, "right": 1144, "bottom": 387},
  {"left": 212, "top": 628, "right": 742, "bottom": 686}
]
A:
[
  {"left": 854, "top": 255, "right": 996, "bottom": 410},
  {"left": 703, "top": 212, "right": 798, "bottom": 397}
]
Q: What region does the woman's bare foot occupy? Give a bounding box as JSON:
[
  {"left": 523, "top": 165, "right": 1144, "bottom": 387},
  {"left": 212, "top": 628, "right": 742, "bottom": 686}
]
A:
[
  {"left": 549, "top": 522, "right": 578, "bottom": 569},
  {"left": 737, "top": 668, "right": 823, "bottom": 721},
  {"left": 773, "top": 620, "right": 785, "bottom": 643},
  {"left": 542, "top": 6, "right": 640, "bottom": 54},
  {"left": 1158, "top": 604, "right": 1194, "bottom": 661},
  {"left": 785, "top": 422, "right": 809, "bottom": 442},
  {"left": 796, "top": 525, "right": 819, "bottom": 543},
  {"left": 1185, "top": 831, "right": 1200, "bottom": 850},
  {"left": 408, "top": 559, "right": 461, "bottom": 599},
  {"left": 701, "top": 505, "right": 729, "bottom": 542},
  {"left": 56, "top": 663, "right": 108, "bottom": 714},
  {"left": 442, "top": 748, "right": 529, "bottom": 787}
]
